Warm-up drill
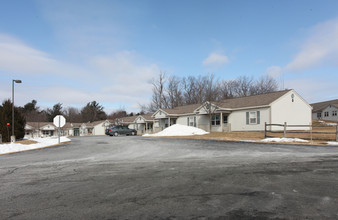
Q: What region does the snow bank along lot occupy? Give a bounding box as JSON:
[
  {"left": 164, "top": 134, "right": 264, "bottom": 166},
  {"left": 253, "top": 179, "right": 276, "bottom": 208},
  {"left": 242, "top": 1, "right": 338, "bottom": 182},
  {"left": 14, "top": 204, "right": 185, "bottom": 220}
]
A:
[
  {"left": 143, "top": 124, "right": 209, "bottom": 137},
  {"left": 0, "top": 137, "right": 71, "bottom": 155}
]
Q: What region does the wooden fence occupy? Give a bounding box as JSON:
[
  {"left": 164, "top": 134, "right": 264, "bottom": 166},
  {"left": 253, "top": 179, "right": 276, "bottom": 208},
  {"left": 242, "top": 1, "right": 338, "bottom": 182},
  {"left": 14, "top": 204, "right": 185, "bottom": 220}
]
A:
[{"left": 264, "top": 122, "right": 338, "bottom": 142}]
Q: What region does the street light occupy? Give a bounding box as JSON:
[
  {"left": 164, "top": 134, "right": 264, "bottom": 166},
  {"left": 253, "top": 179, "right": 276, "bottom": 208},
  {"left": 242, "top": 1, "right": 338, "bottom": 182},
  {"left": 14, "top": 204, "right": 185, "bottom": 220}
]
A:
[{"left": 11, "top": 79, "right": 22, "bottom": 142}]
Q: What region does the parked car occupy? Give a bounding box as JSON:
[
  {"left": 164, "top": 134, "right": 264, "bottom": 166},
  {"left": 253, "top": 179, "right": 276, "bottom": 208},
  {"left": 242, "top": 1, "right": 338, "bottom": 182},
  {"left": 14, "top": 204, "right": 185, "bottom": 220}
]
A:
[{"left": 106, "top": 126, "right": 137, "bottom": 136}]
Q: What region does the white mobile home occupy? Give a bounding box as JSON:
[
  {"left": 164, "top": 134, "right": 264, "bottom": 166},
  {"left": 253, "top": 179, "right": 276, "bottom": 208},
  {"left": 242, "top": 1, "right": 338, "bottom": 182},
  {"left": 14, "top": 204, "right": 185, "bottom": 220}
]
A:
[{"left": 153, "top": 89, "right": 312, "bottom": 132}]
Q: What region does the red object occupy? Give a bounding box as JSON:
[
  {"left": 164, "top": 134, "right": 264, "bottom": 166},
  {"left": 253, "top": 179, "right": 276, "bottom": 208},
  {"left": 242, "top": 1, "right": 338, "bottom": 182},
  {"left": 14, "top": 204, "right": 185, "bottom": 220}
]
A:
[{"left": 6, "top": 123, "right": 10, "bottom": 126}]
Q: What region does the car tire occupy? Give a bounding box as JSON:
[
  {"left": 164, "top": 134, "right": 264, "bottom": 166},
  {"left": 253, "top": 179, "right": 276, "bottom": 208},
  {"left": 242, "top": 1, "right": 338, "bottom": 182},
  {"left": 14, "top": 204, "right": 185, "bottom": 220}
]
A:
[{"left": 114, "top": 132, "right": 119, "bottom": 136}]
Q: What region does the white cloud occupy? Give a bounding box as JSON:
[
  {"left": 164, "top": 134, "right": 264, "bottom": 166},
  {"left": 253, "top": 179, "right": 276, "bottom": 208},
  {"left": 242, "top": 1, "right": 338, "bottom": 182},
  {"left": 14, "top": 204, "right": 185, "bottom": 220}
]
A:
[
  {"left": 285, "top": 18, "right": 338, "bottom": 72},
  {"left": 0, "top": 34, "right": 57, "bottom": 74},
  {"left": 265, "top": 66, "right": 282, "bottom": 78},
  {"left": 0, "top": 35, "right": 160, "bottom": 113},
  {"left": 202, "top": 52, "right": 229, "bottom": 69}
]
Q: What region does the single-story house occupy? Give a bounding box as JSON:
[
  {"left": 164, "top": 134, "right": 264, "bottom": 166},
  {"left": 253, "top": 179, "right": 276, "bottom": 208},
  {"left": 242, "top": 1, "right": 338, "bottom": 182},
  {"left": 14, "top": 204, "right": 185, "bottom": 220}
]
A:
[
  {"left": 152, "top": 89, "right": 312, "bottom": 132},
  {"left": 25, "top": 119, "right": 114, "bottom": 138},
  {"left": 311, "top": 99, "right": 338, "bottom": 121},
  {"left": 133, "top": 114, "right": 155, "bottom": 134},
  {"left": 152, "top": 104, "right": 202, "bottom": 132},
  {"left": 117, "top": 114, "right": 155, "bottom": 134}
]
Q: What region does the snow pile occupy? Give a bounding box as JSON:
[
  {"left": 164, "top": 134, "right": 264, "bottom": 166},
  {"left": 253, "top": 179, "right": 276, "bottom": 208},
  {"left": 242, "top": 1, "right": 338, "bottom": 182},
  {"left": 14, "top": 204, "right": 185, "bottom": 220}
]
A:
[
  {"left": 262, "top": 138, "right": 309, "bottom": 143},
  {"left": 143, "top": 124, "right": 209, "bottom": 137},
  {"left": 327, "top": 142, "right": 338, "bottom": 146},
  {"left": 0, "top": 137, "right": 71, "bottom": 155}
]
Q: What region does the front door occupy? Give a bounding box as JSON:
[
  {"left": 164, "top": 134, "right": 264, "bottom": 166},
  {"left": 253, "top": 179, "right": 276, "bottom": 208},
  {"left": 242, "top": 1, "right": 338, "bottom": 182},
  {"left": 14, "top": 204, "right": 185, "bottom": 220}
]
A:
[{"left": 74, "top": 128, "right": 80, "bottom": 136}]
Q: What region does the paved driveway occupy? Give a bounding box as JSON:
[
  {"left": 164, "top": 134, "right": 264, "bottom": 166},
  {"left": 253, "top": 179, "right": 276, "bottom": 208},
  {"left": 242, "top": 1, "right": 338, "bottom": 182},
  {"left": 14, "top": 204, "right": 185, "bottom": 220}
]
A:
[{"left": 1, "top": 136, "right": 338, "bottom": 219}]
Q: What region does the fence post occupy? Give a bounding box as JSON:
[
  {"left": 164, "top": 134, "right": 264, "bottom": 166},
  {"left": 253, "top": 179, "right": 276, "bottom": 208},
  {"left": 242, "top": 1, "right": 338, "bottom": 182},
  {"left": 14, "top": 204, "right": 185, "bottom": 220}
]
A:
[
  {"left": 0, "top": 134, "right": 2, "bottom": 144},
  {"left": 284, "top": 122, "right": 287, "bottom": 138},
  {"left": 336, "top": 125, "right": 338, "bottom": 142},
  {"left": 264, "top": 122, "right": 267, "bottom": 138}
]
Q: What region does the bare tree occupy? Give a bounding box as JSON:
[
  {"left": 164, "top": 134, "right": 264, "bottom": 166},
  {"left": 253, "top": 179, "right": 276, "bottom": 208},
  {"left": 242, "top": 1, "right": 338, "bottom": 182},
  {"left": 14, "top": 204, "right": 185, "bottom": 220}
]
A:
[
  {"left": 64, "top": 107, "right": 82, "bottom": 123},
  {"left": 166, "top": 75, "right": 183, "bottom": 108},
  {"left": 251, "top": 75, "right": 279, "bottom": 95},
  {"left": 233, "top": 76, "right": 254, "bottom": 97},
  {"left": 151, "top": 72, "right": 166, "bottom": 109}
]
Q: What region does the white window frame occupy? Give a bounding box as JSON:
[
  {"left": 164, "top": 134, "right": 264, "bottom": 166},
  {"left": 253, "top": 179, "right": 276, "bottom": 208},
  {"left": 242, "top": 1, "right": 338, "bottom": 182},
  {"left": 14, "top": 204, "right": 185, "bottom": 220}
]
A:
[
  {"left": 249, "top": 111, "right": 257, "bottom": 124},
  {"left": 333, "top": 111, "right": 337, "bottom": 116},
  {"left": 188, "top": 116, "right": 195, "bottom": 127},
  {"left": 324, "top": 111, "right": 329, "bottom": 117},
  {"left": 211, "top": 115, "right": 220, "bottom": 126}
]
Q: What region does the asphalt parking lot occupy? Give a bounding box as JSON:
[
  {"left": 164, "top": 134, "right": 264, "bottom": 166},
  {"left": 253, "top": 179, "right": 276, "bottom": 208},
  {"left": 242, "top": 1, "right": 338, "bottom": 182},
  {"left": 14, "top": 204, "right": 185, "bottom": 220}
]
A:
[{"left": 1, "top": 136, "right": 338, "bottom": 219}]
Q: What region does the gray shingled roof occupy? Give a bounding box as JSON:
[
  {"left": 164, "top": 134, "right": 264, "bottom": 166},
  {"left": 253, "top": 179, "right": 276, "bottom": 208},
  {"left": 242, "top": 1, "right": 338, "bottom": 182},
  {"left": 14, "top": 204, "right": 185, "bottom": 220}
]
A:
[
  {"left": 214, "top": 90, "right": 291, "bottom": 109},
  {"left": 119, "top": 115, "right": 138, "bottom": 123},
  {"left": 311, "top": 99, "right": 338, "bottom": 113},
  {"left": 161, "top": 103, "right": 202, "bottom": 115},
  {"left": 138, "top": 113, "right": 154, "bottom": 121}
]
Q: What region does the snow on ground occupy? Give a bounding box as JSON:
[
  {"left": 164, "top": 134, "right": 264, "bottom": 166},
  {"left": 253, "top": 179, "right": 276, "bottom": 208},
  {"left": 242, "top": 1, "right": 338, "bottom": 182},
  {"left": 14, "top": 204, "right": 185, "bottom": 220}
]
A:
[
  {"left": 0, "top": 137, "right": 71, "bottom": 155},
  {"left": 327, "top": 142, "right": 338, "bottom": 146},
  {"left": 143, "top": 124, "right": 209, "bottom": 137},
  {"left": 262, "top": 138, "right": 309, "bottom": 143}
]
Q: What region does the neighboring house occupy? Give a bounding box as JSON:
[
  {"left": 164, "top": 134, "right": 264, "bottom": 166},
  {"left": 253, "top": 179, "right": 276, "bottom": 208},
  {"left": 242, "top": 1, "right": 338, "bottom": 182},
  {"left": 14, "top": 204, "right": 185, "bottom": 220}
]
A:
[
  {"left": 117, "top": 115, "right": 155, "bottom": 134},
  {"left": 311, "top": 99, "right": 338, "bottom": 121},
  {"left": 24, "top": 120, "right": 113, "bottom": 138},
  {"left": 24, "top": 122, "right": 57, "bottom": 138},
  {"left": 25, "top": 122, "right": 83, "bottom": 138},
  {"left": 152, "top": 104, "right": 202, "bottom": 132},
  {"left": 152, "top": 89, "right": 312, "bottom": 132},
  {"left": 92, "top": 119, "right": 113, "bottom": 135},
  {"left": 117, "top": 115, "right": 138, "bottom": 129},
  {"left": 133, "top": 114, "right": 155, "bottom": 134}
]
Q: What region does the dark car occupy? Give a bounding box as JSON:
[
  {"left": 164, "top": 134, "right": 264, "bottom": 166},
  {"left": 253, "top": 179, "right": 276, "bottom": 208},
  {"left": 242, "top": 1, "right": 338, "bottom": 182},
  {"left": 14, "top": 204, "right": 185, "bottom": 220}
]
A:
[{"left": 106, "top": 126, "right": 137, "bottom": 136}]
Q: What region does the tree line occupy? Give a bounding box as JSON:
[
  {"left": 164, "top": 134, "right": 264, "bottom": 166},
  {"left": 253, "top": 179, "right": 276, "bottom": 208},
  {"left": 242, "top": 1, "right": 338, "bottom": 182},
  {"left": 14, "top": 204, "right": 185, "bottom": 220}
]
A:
[
  {"left": 19, "top": 100, "right": 136, "bottom": 123},
  {"left": 141, "top": 73, "right": 279, "bottom": 112}
]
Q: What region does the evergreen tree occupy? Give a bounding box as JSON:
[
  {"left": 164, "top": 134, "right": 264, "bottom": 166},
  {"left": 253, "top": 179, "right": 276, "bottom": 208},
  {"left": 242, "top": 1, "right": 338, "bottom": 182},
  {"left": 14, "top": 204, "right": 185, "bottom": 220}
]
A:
[
  {"left": 0, "top": 99, "right": 26, "bottom": 142},
  {"left": 81, "top": 101, "right": 107, "bottom": 122},
  {"left": 46, "top": 103, "right": 63, "bottom": 122}
]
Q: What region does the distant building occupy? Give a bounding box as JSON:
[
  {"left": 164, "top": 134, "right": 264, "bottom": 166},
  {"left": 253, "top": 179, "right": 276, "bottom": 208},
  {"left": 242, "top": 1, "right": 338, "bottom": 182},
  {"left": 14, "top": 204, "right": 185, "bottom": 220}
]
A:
[{"left": 311, "top": 99, "right": 338, "bottom": 121}]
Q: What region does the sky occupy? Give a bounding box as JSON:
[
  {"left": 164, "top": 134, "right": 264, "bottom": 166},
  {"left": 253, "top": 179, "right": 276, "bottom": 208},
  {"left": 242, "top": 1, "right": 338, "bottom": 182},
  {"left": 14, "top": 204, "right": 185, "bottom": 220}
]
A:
[{"left": 1, "top": 0, "right": 338, "bottom": 114}]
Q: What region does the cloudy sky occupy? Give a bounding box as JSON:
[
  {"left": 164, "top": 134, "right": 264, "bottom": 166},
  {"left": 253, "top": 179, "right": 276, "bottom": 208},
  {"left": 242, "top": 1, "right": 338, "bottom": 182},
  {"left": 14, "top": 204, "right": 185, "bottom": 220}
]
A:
[{"left": 1, "top": 0, "right": 338, "bottom": 113}]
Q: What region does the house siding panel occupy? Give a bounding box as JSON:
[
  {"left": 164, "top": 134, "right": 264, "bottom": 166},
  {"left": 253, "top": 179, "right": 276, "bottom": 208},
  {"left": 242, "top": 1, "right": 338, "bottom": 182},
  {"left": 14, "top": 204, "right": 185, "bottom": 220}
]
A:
[
  {"left": 270, "top": 91, "right": 311, "bottom": 130},
  {"left": 321, "top": 105, "right": 338, "bottom": 121},
  {"left": 229, "top": 108, "right": 270, "bottom": 131}
]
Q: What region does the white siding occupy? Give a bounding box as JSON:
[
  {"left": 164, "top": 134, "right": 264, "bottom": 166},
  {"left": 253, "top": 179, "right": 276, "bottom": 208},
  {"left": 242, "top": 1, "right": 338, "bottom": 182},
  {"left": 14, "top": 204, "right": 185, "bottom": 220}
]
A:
[
  {"left": 197, "top": 115, "right": 210, "bottom": 131},
  {"left": 176, "top": 116, "right": 189, "bottom": 126},
  {"left": 321, "top": 105, "right": 338, "bottom": 121},
  {"left": 229, "top": 107, "right": 270, "bottom": 131},
  {"left": 270, "top": 91, "right": 312, "bottom": 130},
  {"left": 153, "top": 110, "right": 167, "bottom": 119}
]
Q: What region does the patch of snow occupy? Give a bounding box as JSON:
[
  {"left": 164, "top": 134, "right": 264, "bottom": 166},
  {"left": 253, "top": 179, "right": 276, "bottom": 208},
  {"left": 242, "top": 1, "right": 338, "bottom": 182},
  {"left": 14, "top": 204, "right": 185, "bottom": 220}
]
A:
[
  {"left": 261, "top": 138, "right": 309, "bottom": 143},
  {"left": 327, "top": 142, "right": 338, "bottom": 146},
  {"left": 143, "top": 124, "right": 209, "bottom": 137},
  {"left": 0, "top": 137, "right": 71, "bottom": 155},
  {"left": 326, "top": 123, "right": 337, "bottom": 126}
]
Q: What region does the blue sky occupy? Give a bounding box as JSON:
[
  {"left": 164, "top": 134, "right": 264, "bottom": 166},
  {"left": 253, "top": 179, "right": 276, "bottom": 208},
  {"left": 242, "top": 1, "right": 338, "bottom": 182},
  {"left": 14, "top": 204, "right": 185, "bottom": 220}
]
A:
[{"left": 1, "top": 0, "right": 338, "bottom": 113}]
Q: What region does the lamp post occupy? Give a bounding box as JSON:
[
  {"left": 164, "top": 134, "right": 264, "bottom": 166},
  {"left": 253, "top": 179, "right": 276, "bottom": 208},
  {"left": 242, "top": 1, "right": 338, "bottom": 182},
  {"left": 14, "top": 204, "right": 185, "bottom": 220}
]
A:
[{"left": 11, "top": 79, "right": 22, "bottom": 143}]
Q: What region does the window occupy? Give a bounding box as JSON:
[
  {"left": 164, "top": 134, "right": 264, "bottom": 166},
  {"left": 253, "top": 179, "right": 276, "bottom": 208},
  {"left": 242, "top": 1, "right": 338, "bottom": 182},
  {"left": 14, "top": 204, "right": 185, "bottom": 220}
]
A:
[
  {"left": 223, "top": 115, "right": 228, "bottom": 124},
  {"left": 324, "top": 111, "right": 329, "bottom": 117},
  {"left": 211, "top": 115, "right": 220, "bottom": 126},
  {"left": 187, "top": 117, "right": 196, "bottom": 127},
  {"left": 246, "top": 111, "right": 260, "bottom": 125},
  {"left": 317, "top": 112, "right": 322, "bottom": 118},
  {"left": 249, "top": 112, "right": 257, "bottom": 124},
  {"left": 333, "top": 111, "right": 337, "bottom": 116}
]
